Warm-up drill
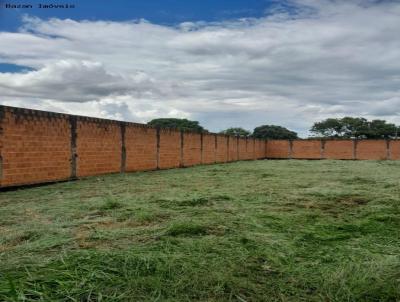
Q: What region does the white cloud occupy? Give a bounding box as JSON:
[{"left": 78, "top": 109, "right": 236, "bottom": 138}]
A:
[
  {"left": 0, "top": 0, "right": 400, "bottom": 136},
  {"left": 0, "top": 60, "right": 160, "bottom": 102}
]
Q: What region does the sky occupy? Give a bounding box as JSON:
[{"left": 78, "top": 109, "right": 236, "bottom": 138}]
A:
[{"left": 0, "top": 0, "right": 399, "bottom": 137}]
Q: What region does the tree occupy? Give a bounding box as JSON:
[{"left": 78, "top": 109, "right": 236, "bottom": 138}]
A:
[
  {"left": 367, "top": 120, "right": 399, "bottom": 139},
  {"left": 340, "top": 117, "right": 369, "bottom": 138},
  {"left": 147, "top": 118, "right": 206, "bottom": 132},
  {"left": 310, "top": 117, "right": 399, "bottom": 139},
  {"left": 219, "top": 127, "right": 250, "bottom": 137},
  {"left": 252, "top": 125, "right": 298, "bottom": 139},
  {"left": 309, "top": 118, "right": 345, "bottom": 137}
]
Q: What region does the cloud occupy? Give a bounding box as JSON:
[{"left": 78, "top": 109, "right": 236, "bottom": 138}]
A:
[
  {"left": 0, "top": 60, "right": 159, "bottom": 102},
  {"left": 0, "top": 0, "right": 400, "bottom": 136}
]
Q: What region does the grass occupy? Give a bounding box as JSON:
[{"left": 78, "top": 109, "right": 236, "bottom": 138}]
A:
[{"left": 0, "top": 160, "right": 399, "bottom": 301}]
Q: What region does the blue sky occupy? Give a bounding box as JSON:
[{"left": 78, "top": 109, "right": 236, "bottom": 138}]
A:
[
  {"left": 0, "top": 0, "right": 399, "bottom": 136},
  {"left": 0, "top": 0, "right": 289, "bottom": 72},
  {"left": 1, "top": 0, "right": 275, "bottom": 30}
]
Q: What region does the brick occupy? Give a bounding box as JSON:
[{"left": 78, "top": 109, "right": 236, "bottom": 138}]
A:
[
  {"left": 216, "top": 135, "right": 228, "bottom": 163},
  {"left": 292, "top": 140, "right": 322, "bottom": 159},
  {"left": 76, "top": 120, "right": 121, "bottom": 177},
  {"left": 255, "top": 139, "right": 266, "bottom": 159},
  {"left": 228, "top": 137, "right": 238, "bottom": 161},
  {"left": 390, "top": 140, "right": 400, "bottom": 160},
  {"left": 125, "top": 125, "right": 157, "bottom": 171},
  {"left": 182, "top": 132, "right": 201, "bottom": 167},
  {"left": 323, "top": 140, "right": 354, "bottom": 159},
  {"left": 246, "top": 138, "right": 255, "bottom": 160},
  {"left": 202, "top": 134, "right": 216, "bottom": 164},
  {"left": 356, "top": 140, "right": 388, "bottom": 160},
  {"left": 0, "top": 108, "right": 71, "bottom": 186},
  {"left": 266, "top": 140, "right": 290, "bottom": 158},
  {"left": 238, "top": 138, "right": 247, "bottom": 160},
  {"left": 159, "top": 129, "right": 181, "bottom": 169}
]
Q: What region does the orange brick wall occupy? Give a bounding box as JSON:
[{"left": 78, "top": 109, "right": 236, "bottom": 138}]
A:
[
  {"left": 292, "top": 140, "right": 322, "bottom": 159},
  {"left": 255, "top": 139, "right": 266, "bottom": 159},
  {"left": 238, "top": 138, "right": 247, "bottom": 160},
  {"left": 356, "top": 140, "right": 388, "bottom": 160},
  {"left": 159, "top": 129, "right": 181, "bottom": 169},
  {"left": 202, "top": 134, "right": 216, "bottom": 164},
  {"left": 216, "top": 135, "right": 228, "bottom": 163},
  {"left": 228, "top": 137, "right": 238, "bottom": 162},
  {"left": 323, "top": 140, "right": 354, "bottom": 159},
  {"left": 254, "top": 139, "right": 260, "bottom": 159},
  {"left": 183, "top": 132, "right": 201, "bottom": 167},
  {"left": 266, "top": 140, "right": 290, "bottom": 158},
  {"left": 125, "top": 125, "right": 157, "bottom": 171},
  {"left": 246, "top": 138, "right": 255, "bottom": 160},
  {"left": 266, "top": 139, "right": 400, "bottom": 160},
  {"left": 2, "top": 105, "right": 400, "bottom": 188},
  {"left": 76, "top": 119, "right": 121, "bottom": 177},
  {"left": 390, "top": 141, "right": 400, "bottom": 160},
  {"left": 0, "top": 108, "right": 71, "bottom": 187}
]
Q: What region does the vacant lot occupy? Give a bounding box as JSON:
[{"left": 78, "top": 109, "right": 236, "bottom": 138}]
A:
[{"left": 0, "top": 160, "right": 399, "bottom": 301}]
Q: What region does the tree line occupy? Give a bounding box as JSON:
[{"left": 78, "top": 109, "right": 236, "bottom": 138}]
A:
[{"left": 148, "top": 117, "right": 400, "bottom": 140}]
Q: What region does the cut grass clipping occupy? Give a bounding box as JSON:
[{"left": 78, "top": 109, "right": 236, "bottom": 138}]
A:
[{"left": 0, "top": 160, "right": 399, "bottom": 301}]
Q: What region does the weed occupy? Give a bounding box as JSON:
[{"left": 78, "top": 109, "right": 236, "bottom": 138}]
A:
[
  {"left": 99, "top": 197, "right": 123, "bottom": 210},
  {"left": 166, "top": 222, "right": 208, "bottom": 236}
]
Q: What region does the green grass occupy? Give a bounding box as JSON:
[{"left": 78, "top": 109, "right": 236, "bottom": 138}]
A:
[{"left": 0, "top": 160, "right": 399, "bottom": 301}]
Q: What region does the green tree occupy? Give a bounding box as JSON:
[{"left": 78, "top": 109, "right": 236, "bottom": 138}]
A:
[
  {"left": 310, "top": 118, "right": 345, "bottom": 137},
  {"left": 147, "top": 118, "right": 206, "bottom": 132},
  {"left": 340, "top": 117, "right": 369, "bottom": 138},
  {"left": 310, "top": 117, "right": 398, "bottom": 139},
  {"left": 219, "top": 127, "right": 250, "bottom": 137},
  {"left": 253, "top": 125, "right": 298, "bottom": 139},
  {"left": 367, "top": 120, "right": 399, "bottom": 139}
]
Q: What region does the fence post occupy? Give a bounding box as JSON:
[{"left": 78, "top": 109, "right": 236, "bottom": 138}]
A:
[
  {"left": 288, "top": 140, "right": 293, "bottom": 159},
  {"left": 352, "top": 139, "right": 357, "bottom": 160},
  {"left": 320, "top": 140, "right": 325, "bottom": 159},
  {"left": 386, "top": 139, "right": 391, "bottom": 160}
]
